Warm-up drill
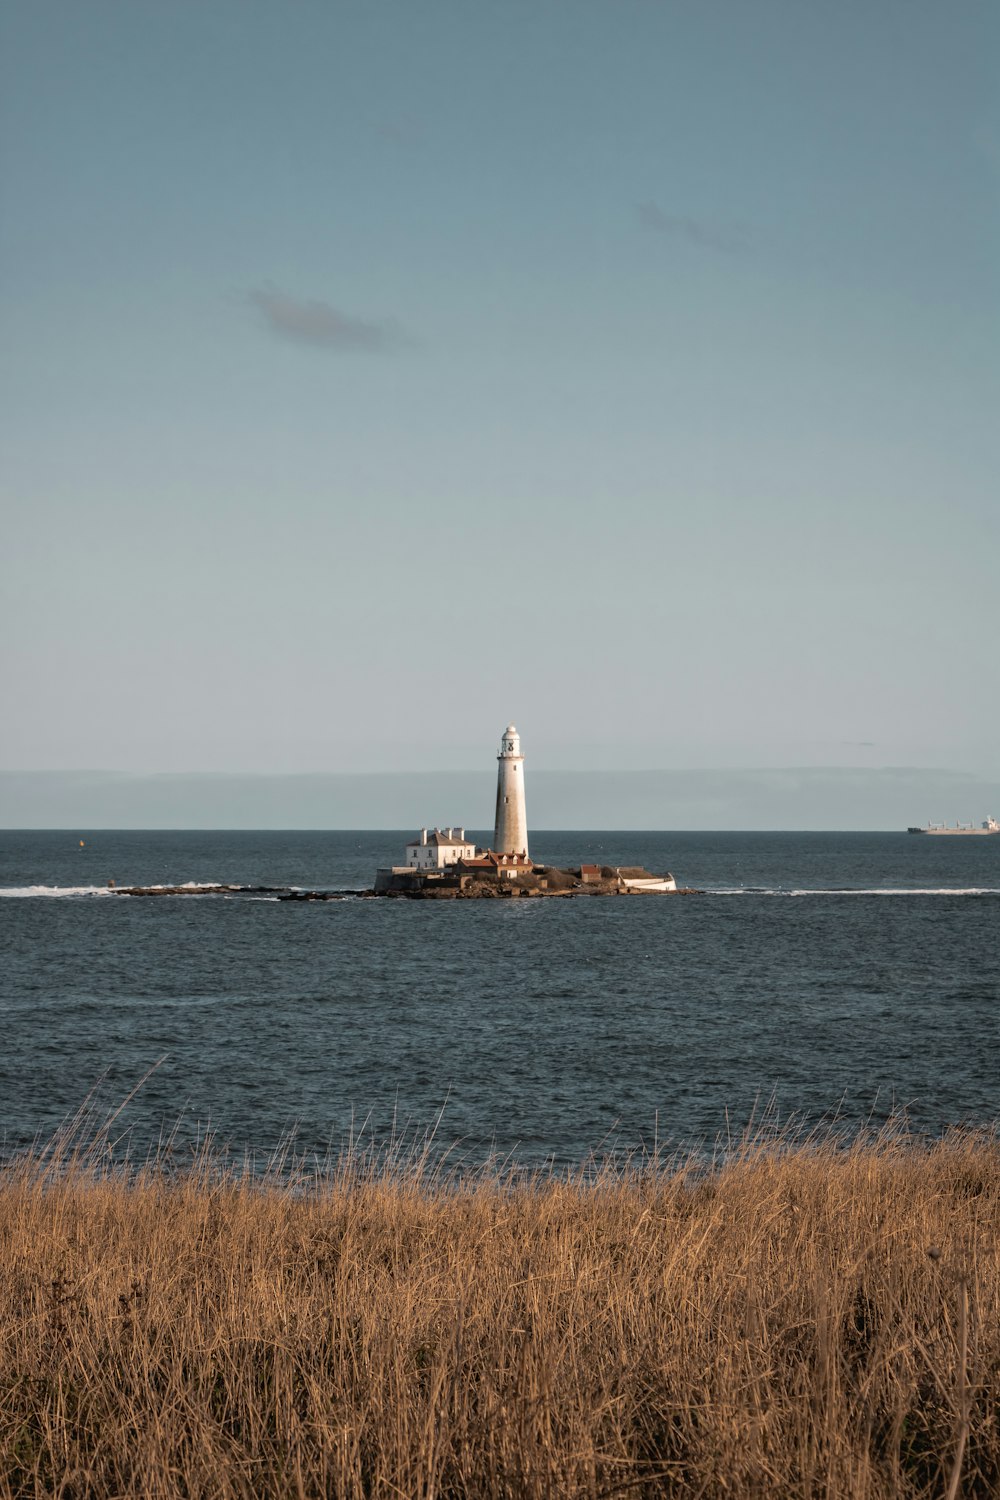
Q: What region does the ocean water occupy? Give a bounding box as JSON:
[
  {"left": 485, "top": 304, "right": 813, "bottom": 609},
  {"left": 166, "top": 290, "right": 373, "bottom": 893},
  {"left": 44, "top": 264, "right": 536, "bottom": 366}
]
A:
[{"left": 2, "top": 830, "right": 999, "bottom": 1168}]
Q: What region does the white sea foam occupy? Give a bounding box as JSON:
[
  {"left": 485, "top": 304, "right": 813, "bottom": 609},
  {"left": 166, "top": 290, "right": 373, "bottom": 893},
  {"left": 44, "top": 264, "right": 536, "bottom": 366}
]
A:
[
  {"left": 0, "top": 885, "right": 117, "bottom": 898},
  {"left": 0, "top": 881, "right": 235, "bottom": 898},
  {"left": 705, "top": 886, "right": 1000, "bottom": 898},
  {"left": 142, "top": 882, "right": 231, "bottom": 890},
  {"left": 4, "top": 883, "right": 996, "bottom": 901}
]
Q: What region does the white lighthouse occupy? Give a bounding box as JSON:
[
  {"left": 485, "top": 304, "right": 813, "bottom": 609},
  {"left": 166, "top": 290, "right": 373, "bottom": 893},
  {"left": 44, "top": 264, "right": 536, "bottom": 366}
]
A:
[{"left": 494, "top": 723, "right": 528, "bottom": 857}]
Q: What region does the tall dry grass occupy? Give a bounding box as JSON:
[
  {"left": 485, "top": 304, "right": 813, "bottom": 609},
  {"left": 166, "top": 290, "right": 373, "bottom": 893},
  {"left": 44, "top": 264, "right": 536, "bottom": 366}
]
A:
[{"left": 2, "top": 1128, "right": 1000, "bottom": 1498}]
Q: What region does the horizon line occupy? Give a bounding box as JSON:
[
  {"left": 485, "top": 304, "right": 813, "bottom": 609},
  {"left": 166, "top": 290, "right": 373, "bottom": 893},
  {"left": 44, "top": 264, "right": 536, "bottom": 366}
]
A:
[{"left": 2, "top": 765, "right": 990, "bottom": 779}]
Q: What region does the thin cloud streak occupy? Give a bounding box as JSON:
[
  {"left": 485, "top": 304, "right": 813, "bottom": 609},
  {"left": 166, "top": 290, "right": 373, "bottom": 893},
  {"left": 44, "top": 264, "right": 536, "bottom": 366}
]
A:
[
  {"left": 248, "top": 285, "right": 416, "bottom": 352},
  {"left": 636, "top": 201, "right": 748, "bottom": 253}
]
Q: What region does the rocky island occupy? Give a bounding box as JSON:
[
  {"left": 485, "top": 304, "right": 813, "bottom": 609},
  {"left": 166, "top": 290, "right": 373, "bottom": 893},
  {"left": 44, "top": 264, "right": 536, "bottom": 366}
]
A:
[
  {"left": 371, "top": 862, "right": 693, "bottom": 899},
  {"left": 102, "top": 867, "right": 697, "bottom": 902},
  {"left": 365, "top": 722, "right": 693, "bottom": 898}
]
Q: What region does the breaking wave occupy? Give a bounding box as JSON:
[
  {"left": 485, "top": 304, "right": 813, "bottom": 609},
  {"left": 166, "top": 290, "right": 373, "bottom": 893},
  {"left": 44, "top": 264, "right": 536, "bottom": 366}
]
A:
[
  {"left": 141, "top": 881, "right": 227, "bottom": 890},
  {"left": 704, "top": 886, "right": 1000, "bottom": 898},
  {"left": 0, "top": 882, "right": 235, "bottom": 899},
  {"left": 1, "top": 885, "right": 118, "bottom": 899}
]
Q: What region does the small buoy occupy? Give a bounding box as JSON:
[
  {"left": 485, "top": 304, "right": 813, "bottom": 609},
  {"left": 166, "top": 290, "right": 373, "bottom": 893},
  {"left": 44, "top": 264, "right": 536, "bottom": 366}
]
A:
[{"left": 79, "top": 840, "right": 85, "bottom": 848}]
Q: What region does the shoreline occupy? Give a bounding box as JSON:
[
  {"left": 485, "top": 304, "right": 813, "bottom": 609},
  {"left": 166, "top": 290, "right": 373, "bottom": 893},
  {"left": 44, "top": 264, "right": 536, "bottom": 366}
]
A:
[{"left": 102, "top": 869, "right": 703, "bottom": 900}]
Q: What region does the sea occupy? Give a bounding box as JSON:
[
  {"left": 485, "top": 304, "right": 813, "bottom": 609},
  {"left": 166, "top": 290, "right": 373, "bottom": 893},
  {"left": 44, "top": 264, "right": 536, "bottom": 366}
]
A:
[{"left": 2, "top": 830, "right": 999, "bottom": 1171}]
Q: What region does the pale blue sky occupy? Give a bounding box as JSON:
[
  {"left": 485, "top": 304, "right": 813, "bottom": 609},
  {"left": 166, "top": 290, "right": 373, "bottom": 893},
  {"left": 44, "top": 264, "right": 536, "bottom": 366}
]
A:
[{"left": 2, "top": 2, "right": 997, "bottom": 805}]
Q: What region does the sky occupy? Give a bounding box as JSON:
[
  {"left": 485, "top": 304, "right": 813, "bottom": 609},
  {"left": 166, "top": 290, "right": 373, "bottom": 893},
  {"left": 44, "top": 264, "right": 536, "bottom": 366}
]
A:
[{"left": 1, "top": 1, "right": 998, "bottom": 825}]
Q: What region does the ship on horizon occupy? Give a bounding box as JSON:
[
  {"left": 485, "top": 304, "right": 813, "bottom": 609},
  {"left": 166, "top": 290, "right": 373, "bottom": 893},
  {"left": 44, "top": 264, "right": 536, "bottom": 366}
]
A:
[{"left": 907, "top": 816, "right": 1000, "bottom": 836}]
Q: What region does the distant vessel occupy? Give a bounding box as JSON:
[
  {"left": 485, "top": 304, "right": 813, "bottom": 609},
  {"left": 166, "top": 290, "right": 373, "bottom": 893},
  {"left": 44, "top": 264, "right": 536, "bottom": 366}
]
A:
[{"left": 907, "top": 817, "right": 1000, "bottom": 836}]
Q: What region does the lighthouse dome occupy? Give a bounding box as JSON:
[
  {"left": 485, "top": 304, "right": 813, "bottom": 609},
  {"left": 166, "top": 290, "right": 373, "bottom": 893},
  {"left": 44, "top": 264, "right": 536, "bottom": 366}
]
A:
[{"left": 505, "top": 723, "right": 517, "bottom": 735}]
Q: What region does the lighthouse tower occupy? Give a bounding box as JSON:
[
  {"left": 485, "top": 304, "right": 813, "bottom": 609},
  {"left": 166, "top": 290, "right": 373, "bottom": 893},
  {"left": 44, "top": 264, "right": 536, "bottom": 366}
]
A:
[{"left": 494, "top": 723, "right": 528, "bottom": 856}]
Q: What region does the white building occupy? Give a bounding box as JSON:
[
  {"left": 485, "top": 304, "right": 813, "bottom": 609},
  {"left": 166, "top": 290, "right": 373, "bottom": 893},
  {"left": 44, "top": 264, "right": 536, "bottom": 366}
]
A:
[
  {"left": 405, "top": 827, "right": 477, "bottom": 870},
  {"left": 618, "top": 873, "right": 677, "bottom": 893},
  {"left": 494, "top": 723, "right": 528, "bottom": 857}
]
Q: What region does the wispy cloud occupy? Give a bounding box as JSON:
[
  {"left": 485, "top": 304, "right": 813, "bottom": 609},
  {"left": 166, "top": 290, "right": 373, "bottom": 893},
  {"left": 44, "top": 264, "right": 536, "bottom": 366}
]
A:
[
  {"left": 636, "top": 201, "right": 748, "bottom": 254},
  {"left": 248, "top": 285, "right": 415, "bottom": 352}
]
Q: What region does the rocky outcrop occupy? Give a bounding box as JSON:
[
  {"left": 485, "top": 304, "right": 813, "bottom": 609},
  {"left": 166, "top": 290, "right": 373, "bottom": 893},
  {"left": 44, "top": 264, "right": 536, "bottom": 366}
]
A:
[
  {"left": 368, "top": 866, "right": 696, "bottom": 899},
  {"left": 102, "top": 873, "right": 698, "bottom": 902},
  {"left": 107, "top": 885, "right": 372, "bottom": 900}
]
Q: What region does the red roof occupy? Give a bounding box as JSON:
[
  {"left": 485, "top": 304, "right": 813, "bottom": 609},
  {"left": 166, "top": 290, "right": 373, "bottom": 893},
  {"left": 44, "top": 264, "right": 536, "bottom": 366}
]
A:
[{"left": 459, "top": 850, "right": 533, "bottom": 870}]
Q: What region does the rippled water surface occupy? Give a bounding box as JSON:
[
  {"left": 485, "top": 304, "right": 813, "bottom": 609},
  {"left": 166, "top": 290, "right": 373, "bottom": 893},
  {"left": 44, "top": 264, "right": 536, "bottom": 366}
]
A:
[{"left": 2, "top": 830, "right": 999, "bottom": 1166}]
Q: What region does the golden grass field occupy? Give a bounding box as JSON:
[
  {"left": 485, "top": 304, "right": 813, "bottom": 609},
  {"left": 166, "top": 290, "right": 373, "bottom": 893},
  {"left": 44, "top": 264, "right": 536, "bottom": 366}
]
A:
[{"left": 2, "top": 1129, "right": 999, "bottom": 1498}]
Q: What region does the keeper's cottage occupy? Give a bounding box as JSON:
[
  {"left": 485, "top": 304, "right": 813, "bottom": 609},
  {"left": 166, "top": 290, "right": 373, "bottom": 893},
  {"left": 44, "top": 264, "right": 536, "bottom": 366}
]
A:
[{"left": 405, "top": 828, "right": 476, "bottom": 870}]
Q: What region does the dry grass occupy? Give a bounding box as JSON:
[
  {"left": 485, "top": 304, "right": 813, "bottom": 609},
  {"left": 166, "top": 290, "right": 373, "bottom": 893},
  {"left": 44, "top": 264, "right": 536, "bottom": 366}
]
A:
[{"left": 2, "top": 1129, "right": 1000, "bottom": 1498}]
